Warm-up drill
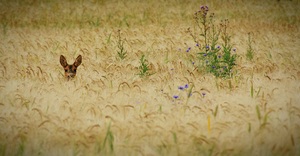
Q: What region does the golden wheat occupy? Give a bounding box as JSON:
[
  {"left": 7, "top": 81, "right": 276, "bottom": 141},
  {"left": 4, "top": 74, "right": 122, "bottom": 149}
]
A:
[{"left": 0, "top": 0, "right": 299, "bottom": 155}]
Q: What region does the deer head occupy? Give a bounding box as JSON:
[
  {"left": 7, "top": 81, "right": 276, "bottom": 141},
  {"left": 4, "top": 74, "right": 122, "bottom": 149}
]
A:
[{"left": 60, "top": 55, "right": 82, "bottom": 80}]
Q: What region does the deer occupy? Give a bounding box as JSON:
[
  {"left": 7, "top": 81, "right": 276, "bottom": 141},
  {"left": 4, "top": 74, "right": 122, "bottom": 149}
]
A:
[{"left": 60, "top": 55, "right": 82, "bottom": 80}]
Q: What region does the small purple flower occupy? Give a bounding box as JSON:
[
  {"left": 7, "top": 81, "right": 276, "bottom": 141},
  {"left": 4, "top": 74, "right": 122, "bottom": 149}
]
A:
[
  {"left": 218, "top": 55, "right": 221, "bottom": 58},
  {"left": 178, "top": 86, "right": 184, "bottom": 90},
  {"left": 212, "top": 65, "right": 216, "bottom": 69},
  {"left": 184, "top": 84, "right": 189, "bottom": 88},
  {"left": 233, "top": 48, "right": 236, "bottom": 52},
  {"left": 196, "top": 43, "right": 199, "bottom": 47},
  {"left": 203, "top": 53, "right": 207, "bottom": 57},
  {"left": 206, "top": 45, "right": 210, "bottom": 50},
  {"left": 186, "top": 47, "right": 191, "bottom": 52},
  {"left": 206, "top": 60, "right": 209, "bottom": 64},
  {"left": 200, "top": 5, "right": 209, "bottom": 11},
  {"left": 173, "top": 95, "right": 179, "bottom": 99},
  {"left": 202, "top": 93, "right": 206, "bottom": 97},
  {"left": 205, "top": 6, "right": 209, "bottom": 11},
  {"left": 217, "top": 45, "right": 220, "bottom": 49},
  {"left": 192, "top": 62, "right": 195, "bottom": 65}
]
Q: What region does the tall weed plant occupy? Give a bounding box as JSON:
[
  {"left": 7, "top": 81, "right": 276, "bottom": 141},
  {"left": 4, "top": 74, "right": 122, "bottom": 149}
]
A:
[{"left": 188, "top": 5, "right": 237, "bottom": 78}]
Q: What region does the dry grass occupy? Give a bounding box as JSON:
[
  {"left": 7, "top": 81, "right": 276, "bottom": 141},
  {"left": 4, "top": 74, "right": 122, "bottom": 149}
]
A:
[{"left": 0, "top": 0, "right": 300, "bottom": 155}]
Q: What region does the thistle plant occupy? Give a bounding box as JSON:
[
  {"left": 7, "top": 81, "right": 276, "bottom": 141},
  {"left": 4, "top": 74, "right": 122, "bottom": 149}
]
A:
[
  {"left": 116, "top": 29, "right": 127, "bottom": 60},
  {"left": 188, "top": 5, "right": 237, "bottom": 78}
]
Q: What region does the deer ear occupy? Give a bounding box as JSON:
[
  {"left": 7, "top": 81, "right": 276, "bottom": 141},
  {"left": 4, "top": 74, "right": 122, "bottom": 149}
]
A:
[
  {"left": 60, "top": 55, "right": 68, "bottom": 67},
  {"left": 74, "top": 55, "right": 82, "bottom": 67}
]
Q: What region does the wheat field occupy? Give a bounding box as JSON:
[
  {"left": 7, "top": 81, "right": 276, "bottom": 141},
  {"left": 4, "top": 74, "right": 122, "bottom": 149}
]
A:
[{"left": 0, "top": 0, "right": 300, "bottom": 155}]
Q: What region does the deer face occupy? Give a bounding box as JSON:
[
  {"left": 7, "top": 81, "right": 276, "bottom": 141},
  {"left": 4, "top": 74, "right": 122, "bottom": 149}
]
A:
[{"left": 60, "top": 55, "right": 82, "bottom": 80}]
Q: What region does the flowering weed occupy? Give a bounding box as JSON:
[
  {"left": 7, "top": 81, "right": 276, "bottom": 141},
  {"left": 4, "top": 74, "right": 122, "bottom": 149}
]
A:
[
  {"left": 173, "top": 84, "right": 193, "bottom": 105},
  {"left": 187, "top": 5, "right": 237, "bottom": 78}
]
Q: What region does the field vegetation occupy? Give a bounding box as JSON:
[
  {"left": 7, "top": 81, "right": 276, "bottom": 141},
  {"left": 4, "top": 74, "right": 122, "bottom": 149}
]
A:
[{"left": 0, "top": 0, "right": 300, "bottom": 155}]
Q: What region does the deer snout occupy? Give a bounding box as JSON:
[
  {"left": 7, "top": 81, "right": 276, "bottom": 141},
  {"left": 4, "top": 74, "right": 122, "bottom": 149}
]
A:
[
  {"left": 65, "top": 72, "right": 76, "bottom": 78},
  {"left": 64, "top": 65, "right": 77, "bottom": 78}
]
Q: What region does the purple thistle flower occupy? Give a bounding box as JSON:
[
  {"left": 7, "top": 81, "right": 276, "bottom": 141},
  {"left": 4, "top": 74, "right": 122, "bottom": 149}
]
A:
[
  {"left": 205, "top": 6, "right": 209, "bottom": 11},
  {"left": 173, "top": 95, "right": 179, "bottom": 99},
  {"left": 217, "top": 45, "right": 220, "bottom": 49},
  {"left": 178, "top": 86, "right": 184, "bottom": 90},
  {"left": 186, "top": 47, "right": 191, "bottom": 52},
  {"left": 184, "top": 84, "right": 189, "bottom": 88}
]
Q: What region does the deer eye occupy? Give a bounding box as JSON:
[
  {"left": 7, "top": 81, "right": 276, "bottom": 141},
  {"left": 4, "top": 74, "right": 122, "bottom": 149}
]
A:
[
  {"left": 74, "top": 69, "right": 76, "bottom": 72},
  {"left": 65, "top": 69, "right": 67, "bottom": 72}
]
